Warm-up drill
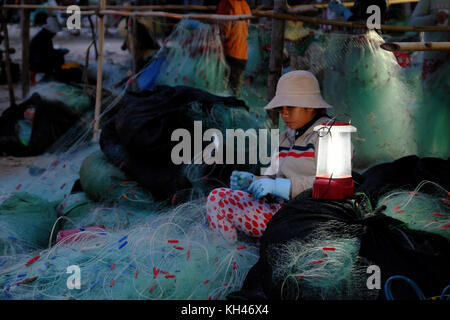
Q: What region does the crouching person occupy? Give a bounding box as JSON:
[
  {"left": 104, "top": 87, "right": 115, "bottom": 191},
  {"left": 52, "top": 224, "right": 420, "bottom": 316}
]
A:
[{"left": 206, "top": 71, "right": 333, "bottom": 242}]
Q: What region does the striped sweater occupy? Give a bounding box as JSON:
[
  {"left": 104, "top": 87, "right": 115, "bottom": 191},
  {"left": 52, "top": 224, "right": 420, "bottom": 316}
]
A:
[{"left": 263, "top": 116, "right": 330, "bottom": 199}]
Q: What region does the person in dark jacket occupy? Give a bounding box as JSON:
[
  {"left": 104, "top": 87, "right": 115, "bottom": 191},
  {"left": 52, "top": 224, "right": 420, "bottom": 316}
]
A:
[{"left": 29, "top": 16, "right": 68, "bottom": 74}]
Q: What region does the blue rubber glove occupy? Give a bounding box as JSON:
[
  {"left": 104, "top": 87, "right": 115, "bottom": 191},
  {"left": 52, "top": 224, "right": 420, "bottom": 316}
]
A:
[
  {"left": 248, "top": 178, "right": 291, "bottom": 200},
  {"left": 328, "top": 0, "right": 353, "bottom": 20},
  {"left": 230, "top": 171, "right": 255, "bottom": 191}
]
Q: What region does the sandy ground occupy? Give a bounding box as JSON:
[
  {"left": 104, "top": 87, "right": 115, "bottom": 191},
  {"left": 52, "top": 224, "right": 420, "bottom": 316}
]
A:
[{"left": 0, "top": 24, "right": 131, "bottom": 177}]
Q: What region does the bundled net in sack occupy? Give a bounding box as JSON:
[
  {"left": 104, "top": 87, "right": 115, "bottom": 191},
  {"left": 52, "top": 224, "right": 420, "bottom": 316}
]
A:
[
  {"left": 79, "top": 150, "right": 155, "bottom": 206},
  {"left": 0, "top": 82, "right": 93, "bottom": 156},
  {"left": 28, "top": 81, "right": 92, "bottom": 115},
  {"left": 269, "top": 232, "right": 372, "bottom": 300},
  {"left": 0, "top": 192, "right": 58, "bottom": 255}
]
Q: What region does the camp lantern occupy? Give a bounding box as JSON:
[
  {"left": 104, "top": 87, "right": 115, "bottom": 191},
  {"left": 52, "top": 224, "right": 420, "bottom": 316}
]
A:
[{"left": 313, "top": 122, "right": 357, "bottom": 200}]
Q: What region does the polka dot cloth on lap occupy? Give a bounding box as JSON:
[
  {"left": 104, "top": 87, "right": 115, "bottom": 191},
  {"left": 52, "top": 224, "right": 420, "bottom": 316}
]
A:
[{"left": 206, "top": 187, "right": 283, "bottom": 242}]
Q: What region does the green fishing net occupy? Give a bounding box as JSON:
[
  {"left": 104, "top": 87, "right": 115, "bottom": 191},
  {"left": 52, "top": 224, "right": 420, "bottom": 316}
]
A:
[
  {"left": 29, "top": 81, "right": 92, "bottom": 115},
  {"left": 379, "top": 182, "right": 450, "bottom": 240},
  {"left": 268, "top": 221, "right": 375, "bottom": 300},
  {"left": 0, "top": 192, "right": 58, "bottom": 254},
  {"left": 0, "top": 199, "right": 259, "bottom": 300},
  {"left": 286, "top": 28, "right": 449, "bottom": 168},
  {"left": 154, "top": 19, "right": 229, "bottom": 94}
]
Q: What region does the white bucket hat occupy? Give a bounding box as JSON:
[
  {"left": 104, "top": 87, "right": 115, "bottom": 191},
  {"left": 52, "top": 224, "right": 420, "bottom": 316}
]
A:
[{"left": 264, "top": 70, "right": 332, "bottom": 110}]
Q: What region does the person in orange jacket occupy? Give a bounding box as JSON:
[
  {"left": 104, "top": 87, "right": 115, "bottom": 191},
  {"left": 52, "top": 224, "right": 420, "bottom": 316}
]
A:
[{"left": 216, "top": 0, "right": 251, "bottom": 97}]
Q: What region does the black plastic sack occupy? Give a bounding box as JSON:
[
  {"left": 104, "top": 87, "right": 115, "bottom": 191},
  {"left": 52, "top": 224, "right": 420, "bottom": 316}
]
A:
[
  {"left": 100, "top": 118, "right": 192, "bottom": 201},
  {"left": 232, "top": 191, "right": 450, "bottom": 300},
  {"left": 0, "top": 93, "right": 80, "bottom": 156},
  {"left": 356, "top": 155, "right": 450, "bottom": 207},
  {"left": 111, "top": 85, "right": 247, "bottom": 162},
  {"left": 100, "top": 85, "right": 250, "bottom": 200},
  {"left": 359, "top": 212, "right": 450, "bottom": 300}
]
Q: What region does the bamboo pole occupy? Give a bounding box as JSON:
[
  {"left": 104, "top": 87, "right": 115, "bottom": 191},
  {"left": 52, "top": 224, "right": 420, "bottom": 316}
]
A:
[
  {"left": 20, "top": 0, "right": 30, "bottom": 98},
  {"left": 96, "top": 10, "right": 178, "bottom": 20},
  {"left": 100, "top": 5, "right": 218, "bottom": 11},
  {"left": 3, "top": 1, "right": 439, "bottom": 31},
  {"left": 99, "top": 10, "right": 255, "bottom": 21},
  {"left": 87, "top": 15, "right": 98, "bottom": 59},
  {"left": 288, "top": 5, "right": 318, "bottom": 14},
  {"left": 267, "top": 0, "right": 286, "bottom": 128},
  {"left": 2, "top": 4, "right": 98, "bottom": 11},
  {"left": 131, "top": 16, "right": 137, "bottom": 74},
  {"left": 387, "top": 0, "right": 419, "bottom": 5},
  {"left": 253, "top": 10, "right": 450, "bottom": 32},
  {"left": 1, "top": 4, "right": 217, "bottom": 11},
  {"left": 0, "top": 8, "right": 15, "bottom": 106},
  {"left": 2, "top": 0, "right": 419, "bottom": 12},
  {"left": 101, "top": 8, "right": 449, "bottom": 31},
  {"left": 381, "top": 41, "right": 450, "bottom": 52},
  {"left": 93, "top": 0, "right": 106, "bottom": 142},
  {"left": 2, "top": 5, "right": 97, "bottom": 15},
  {"left": 306, "top": 0, "right": 419, "bottom": 9},
  {"left": 130, "top": 15, "right": 139, "bottom": 92}
]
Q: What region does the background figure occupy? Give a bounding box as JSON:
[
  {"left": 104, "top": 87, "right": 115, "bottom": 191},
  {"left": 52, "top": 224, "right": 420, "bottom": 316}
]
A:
[
  {"left": 118, "top": 17, "right": 160, "bottom": 73},
  {"left": 284, "top": 20, "right": 325, "bottom": 82},
  {"left": 410, "top": 0, "right": 449, "bottom": 88},
  {"left": 409, "top": 0, "right": 450, "bottom": 158},
  {"left": 216, "top": 0, "right": 251, "bottom": 97},
  {"left": 29, "top": 16, "right": 68, "bottom": 75}
]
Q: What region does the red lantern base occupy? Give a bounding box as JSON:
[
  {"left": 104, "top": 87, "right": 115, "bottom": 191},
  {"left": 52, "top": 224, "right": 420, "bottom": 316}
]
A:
[{"left": 312, "top": 176, "right": 354, "bottom": 200}]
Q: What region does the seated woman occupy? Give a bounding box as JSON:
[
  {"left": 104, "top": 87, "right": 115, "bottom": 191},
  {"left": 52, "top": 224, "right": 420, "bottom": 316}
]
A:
[
  {"left": 29, "top": 17, "right": 67, "bottom": 75},
  {"left": 206, "top": 70, "right": 333, "bottom": 242}
]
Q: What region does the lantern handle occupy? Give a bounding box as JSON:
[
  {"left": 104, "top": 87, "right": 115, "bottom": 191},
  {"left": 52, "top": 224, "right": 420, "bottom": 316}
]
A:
[{"left": 315, "top": 117, "right": 336, "bottom": 137}]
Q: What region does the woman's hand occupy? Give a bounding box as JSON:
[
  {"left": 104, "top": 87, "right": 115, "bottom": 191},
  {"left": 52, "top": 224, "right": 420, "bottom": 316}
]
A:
[
  {"left": 230, "top": 171, "right": 255, "bottom": 191},
  {"left": 248, "top": 178, "right": 275, "bottom": 199},
  {"left": 248, "top": 178, "right": 291, "bottom": 200}
]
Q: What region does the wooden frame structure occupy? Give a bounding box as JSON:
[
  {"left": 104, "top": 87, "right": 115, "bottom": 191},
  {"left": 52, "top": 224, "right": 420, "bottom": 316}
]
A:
[{"left": 1, "top": 0, "right": 449, "bottom": 137}]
